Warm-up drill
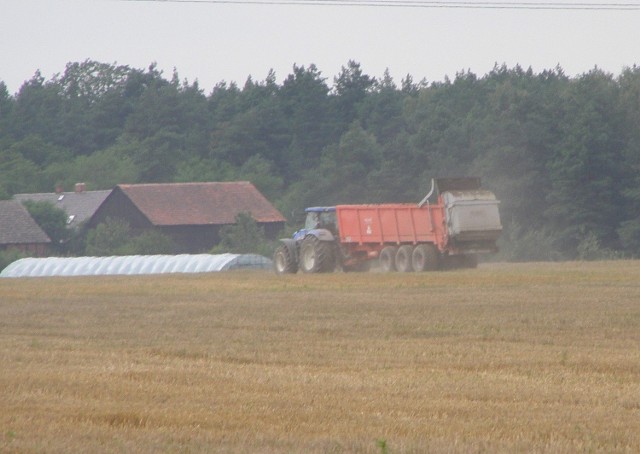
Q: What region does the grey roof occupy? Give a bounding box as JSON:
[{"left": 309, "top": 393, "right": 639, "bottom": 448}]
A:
[
  {"left": 14, "top": 190, "right": 112, "bottom": 228},
  {"left": 0, "top": 200, "right": 51, "bottom": 245}
]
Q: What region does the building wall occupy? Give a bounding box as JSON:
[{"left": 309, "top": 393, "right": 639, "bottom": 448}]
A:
[
  {"left": 159, "top": 221, "right": 284, "bottom": 253},
  {"left": 1, "top": 243, "right": 49, "bottom": 256},
  {"left": 86, "top": 189, "right": 152, "bottom": 230},
  {"left": 262, "top": 222, "right": 285, "bottom": 240},
  {"left": 158, "top": 225, "right": 222, "bottom": 254}
]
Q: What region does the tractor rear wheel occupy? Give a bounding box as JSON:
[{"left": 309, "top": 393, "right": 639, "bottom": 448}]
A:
[
  {"left": 379, "top": 246, "right": 398, "bottom": 272},
  {"left": 412, "top": 244, "right": 439, "bottom": 272},
  {"left": 395, "top": 245, "right": 414, "bottom": 272},
  {"left": 300, "top": 236, "right": 335, "bottom": 273},
  {"left": 273, "top": 244, "right": 298, "bottom": 274}
]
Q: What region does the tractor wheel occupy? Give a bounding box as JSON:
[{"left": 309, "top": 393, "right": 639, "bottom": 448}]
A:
[
  {"left": 300, "top": 236, "right": 335, "bottom": 273},
  {"left": 395, "top": 245, "right": 414, "bottom": 272},
  {"left": 379, "top": 246, "right": 398, "bottom": 272},
  {"left": 273, "top": 244, "right": 298, "bottom": 275},
  {"left": 412, "top": 244, "right": 439, "bottom": 272}
]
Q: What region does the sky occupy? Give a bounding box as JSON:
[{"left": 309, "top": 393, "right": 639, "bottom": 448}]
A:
[{"left": 1, "top": 0, "right": 639, "bottom": 95}]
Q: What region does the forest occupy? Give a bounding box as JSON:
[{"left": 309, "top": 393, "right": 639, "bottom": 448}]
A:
[{"left": 1, "top": 59, "right": 639, "bottom": 261}]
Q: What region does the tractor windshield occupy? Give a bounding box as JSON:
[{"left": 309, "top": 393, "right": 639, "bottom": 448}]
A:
[
  {"left": 305, "top": 212, "right": 319, "bottom": 230},
  {"left": 304, "top": 211, "right": 337, "bottom": 231}
]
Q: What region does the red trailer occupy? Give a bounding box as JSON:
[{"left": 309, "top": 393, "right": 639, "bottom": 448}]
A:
[
  {"left": 273, "top": 177, "right": 502, "bottom": 273},
  {"left": 336, "top": 204, "right": 447, "bottom": 271}
]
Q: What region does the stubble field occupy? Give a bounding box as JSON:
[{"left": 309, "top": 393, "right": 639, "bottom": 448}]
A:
[{"left": 1, "top": 261, "right": 640, "bottom": 453}]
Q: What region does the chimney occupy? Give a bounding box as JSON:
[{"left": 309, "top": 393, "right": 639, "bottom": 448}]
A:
[
  {"left": 55, "top": 184, "right": 64, "bottom": 194},
  {"left": 75, "top": 182, "right": 86, "bottom": 194}
]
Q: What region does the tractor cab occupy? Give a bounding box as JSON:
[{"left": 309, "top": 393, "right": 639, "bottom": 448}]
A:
[
  {"left": 292, "top": 207, "right": 337, "bottom": 241},
  {"left": 304, "top": 207, "right": 337, "bottom": 231},
  {"left": 292, "top": 206, "right": 337, "bottom": 241}
]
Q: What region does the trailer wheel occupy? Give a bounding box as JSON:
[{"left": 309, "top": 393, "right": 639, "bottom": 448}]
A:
[
  {"left": 379, "top": 246, "right": 398, "bottom": 272},
  {"left": 273, "top": 244, "right": 298, "bottom": 274},
  {"left": 412, "top": 244, "right": 439, "bottom": 272},
  {"left": 300, "top": 235, "right": 335, "bottom": 273},
  {"left": 395, "top": 245, "right": 414, "bottom": 272}
]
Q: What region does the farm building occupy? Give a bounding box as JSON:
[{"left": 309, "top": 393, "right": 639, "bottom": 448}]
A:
[
  {"left": 0, "top": 200, "right": 51, "bottom": 255},
  {"left": 15, "top": 183, "right": 111, "bottom": 229},
  {"left": 86, "top": 182, "right": 286, "bottom": 253}
]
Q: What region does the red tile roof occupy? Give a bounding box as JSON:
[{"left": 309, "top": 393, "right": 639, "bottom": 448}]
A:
[{"left": 117, "top": 182, "right": 285, "bottom": 226}]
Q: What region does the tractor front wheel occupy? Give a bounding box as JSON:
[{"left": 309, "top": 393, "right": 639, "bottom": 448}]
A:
[
  {"left": 300, "top": 236, "right": 335, "bottom": 273},
  {"left": 273, "top": 244, "right": 298, "bottom": 274}
]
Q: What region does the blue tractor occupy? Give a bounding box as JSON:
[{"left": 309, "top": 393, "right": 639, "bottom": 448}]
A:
[{"left": 273, "top": 207, "right": 339, "bottom": 274}]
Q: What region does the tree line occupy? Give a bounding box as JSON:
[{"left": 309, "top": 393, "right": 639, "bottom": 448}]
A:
[{"left": 1, "top": 59, "right": 639, "bottom": 261}]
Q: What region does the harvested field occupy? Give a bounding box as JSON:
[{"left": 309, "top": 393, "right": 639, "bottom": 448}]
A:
[{"left": 1, "top": 261, "right": 640, "bottom": 452}]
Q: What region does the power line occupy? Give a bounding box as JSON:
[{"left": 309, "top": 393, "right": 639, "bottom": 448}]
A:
[{"left": 117, "top": 0, "right": 640, "bottom": 9}]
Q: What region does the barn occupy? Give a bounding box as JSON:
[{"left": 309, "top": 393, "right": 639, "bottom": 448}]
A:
[{"left": 86, "top": 182, "right": 286, "bottom": 253}]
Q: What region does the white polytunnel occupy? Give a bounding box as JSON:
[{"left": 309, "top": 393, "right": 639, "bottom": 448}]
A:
[{"left": 0, "top": 254, "right": 272, "bottom": 278}]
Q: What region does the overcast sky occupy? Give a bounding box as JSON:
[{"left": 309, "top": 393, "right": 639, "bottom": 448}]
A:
[{"left": 1, "top": 0, "right": 638, "bottom": 95}]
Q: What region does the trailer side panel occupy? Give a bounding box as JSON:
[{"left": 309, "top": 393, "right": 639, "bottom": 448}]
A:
[{"left": 336, "top": 204, "right": 446, "bottom": 248}]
